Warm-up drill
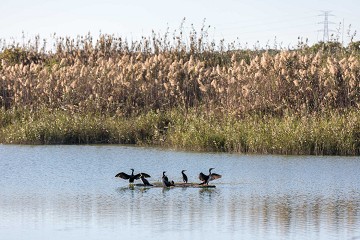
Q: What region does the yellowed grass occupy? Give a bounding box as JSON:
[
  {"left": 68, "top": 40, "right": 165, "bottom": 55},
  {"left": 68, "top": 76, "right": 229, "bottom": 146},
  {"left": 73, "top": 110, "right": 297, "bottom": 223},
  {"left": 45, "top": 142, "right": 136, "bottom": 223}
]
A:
[{"left": 0, "top": 35, "right": 359, "bottom": 117}]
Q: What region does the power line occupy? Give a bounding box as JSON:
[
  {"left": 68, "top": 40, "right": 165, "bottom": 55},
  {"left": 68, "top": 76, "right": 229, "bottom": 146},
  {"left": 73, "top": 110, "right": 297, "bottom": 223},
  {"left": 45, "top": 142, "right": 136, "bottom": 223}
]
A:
[{"left": 318, "top": 11, "right": 335, "bottom": 42}]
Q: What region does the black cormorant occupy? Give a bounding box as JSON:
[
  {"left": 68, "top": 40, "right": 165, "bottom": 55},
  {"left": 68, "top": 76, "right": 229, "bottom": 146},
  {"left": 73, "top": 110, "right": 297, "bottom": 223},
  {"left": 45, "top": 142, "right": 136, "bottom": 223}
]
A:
[
  {"left": 162, "top": 171, "right": 174, "bottom": 187},
  {"left": 199, "top": 168, "right": 221, "bottom": 185},
  {"left": 181, "top": 170, "right": 188, "bottom": 183},
  {"left": 140, "top": 173, "right": 153, "bottom": 186},
  {"left": 115, "top": 168, "right": 150, "bottom": 183}
]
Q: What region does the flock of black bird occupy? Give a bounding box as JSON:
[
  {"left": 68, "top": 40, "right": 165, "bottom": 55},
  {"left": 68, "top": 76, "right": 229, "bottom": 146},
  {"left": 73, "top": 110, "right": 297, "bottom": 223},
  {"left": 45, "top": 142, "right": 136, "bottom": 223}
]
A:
[{"left": 115, "top": 168, "right": 222, "bottom": 187}]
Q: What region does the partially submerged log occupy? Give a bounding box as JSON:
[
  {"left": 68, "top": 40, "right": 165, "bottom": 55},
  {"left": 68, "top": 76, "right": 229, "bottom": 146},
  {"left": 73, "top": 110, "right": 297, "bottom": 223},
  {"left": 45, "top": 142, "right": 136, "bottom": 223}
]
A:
[{"left": 134, "top": 182, "right": 216, "bottom": 188}]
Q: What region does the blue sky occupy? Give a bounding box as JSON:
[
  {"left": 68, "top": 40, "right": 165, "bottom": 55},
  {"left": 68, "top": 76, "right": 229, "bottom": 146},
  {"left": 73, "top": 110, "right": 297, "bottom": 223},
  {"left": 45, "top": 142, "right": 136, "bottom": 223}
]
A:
[{"left": 1, "top": 0, "right": 359, "bottom": 48}]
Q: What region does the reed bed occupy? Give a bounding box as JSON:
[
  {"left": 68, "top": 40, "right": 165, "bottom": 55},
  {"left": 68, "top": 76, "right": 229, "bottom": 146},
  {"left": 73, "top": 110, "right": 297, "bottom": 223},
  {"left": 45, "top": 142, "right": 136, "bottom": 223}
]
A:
[
  {"left": 0, "top": 32, "right": 360, "bottom": 155},
  {"left": 1, "top": 108, "right": 359, "bottom": 155},
  {"left": 1, "top": 34, "right": 359, "bottom": 116}
]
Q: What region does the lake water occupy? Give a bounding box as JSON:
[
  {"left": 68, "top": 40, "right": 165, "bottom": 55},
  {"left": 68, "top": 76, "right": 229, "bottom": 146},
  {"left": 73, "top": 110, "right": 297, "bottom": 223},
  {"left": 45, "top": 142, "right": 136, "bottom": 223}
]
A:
[{"left": 0, "top": 145, "right": 360, "bottom": 240}]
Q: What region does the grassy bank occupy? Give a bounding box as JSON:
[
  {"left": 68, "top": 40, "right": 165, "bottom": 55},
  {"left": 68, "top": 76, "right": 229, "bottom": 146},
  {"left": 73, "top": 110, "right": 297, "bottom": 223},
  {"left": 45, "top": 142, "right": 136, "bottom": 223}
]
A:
[
  {"left": 1, "top": 108, "right": 359, "bottom": 155},
  {"left": 1, "top": 32, "right": 360, "bottom": 155}
]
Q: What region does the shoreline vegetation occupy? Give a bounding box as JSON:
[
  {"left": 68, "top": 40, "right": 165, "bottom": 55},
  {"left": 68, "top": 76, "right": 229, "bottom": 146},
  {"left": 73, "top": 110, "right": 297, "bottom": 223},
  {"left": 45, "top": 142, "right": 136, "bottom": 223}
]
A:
[
  {"left": 1, "top": 108, "right": 359, "bottom": 155},
  {"left": 1, "top": 28, "right": 360, "bottom": 155}
]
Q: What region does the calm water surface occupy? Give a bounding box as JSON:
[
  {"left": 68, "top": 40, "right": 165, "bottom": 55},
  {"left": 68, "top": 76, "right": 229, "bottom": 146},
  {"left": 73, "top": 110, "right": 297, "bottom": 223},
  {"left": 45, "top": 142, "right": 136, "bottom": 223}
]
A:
[{"left": 0, "top": 145, "right": 360, "bottom": 240}]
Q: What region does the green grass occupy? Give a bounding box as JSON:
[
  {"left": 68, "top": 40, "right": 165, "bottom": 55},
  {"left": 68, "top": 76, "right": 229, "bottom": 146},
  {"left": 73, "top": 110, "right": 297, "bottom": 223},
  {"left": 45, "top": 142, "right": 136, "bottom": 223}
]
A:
[{"left": 1, "top": 108, "right": 359, "bottom": 155}]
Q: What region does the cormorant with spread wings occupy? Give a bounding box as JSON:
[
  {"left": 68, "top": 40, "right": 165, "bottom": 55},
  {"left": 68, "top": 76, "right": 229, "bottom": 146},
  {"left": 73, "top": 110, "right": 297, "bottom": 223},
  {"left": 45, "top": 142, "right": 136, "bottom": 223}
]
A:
[
  {"left": 199, "top": 168, "right": 221, "bottom": 185},
  {"left": 115, "top": 169, "right": 150, "bottom": 183}
]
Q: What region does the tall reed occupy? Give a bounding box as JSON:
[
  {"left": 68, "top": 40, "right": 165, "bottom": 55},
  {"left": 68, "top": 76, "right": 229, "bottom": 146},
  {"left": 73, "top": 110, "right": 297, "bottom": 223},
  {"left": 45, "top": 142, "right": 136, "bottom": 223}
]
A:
[
  {"left": 1, "top": 33, "right": 359, "bottom": 117},
  {"left": 0, "top": 30, "right": 359, "bottom": 155}
]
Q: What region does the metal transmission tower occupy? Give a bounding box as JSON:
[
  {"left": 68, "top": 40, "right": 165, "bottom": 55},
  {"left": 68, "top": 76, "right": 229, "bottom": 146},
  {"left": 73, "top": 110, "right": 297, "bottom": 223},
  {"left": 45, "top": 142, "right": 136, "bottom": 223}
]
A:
[{"left": 318, "top": 11, "right": 335, "bottom": 42}]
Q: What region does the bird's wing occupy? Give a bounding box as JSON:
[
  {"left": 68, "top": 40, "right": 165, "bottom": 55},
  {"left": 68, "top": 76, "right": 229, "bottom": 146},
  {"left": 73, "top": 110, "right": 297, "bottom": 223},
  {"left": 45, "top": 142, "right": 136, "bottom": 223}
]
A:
[
  {"left": 210, "top": 173, "right": 222, "bottom": 180},
  {"left": 115, "top": 172, "right": 130, "bottom": 179},
  {"left": 199, "top": 172, "right": 207, "bottom": 181},
  {"left": 133, "top": 173, "right": 141, "bottom": 179},
  {"left": 140, "top": 173, "right": 151, "bottom": 178}
]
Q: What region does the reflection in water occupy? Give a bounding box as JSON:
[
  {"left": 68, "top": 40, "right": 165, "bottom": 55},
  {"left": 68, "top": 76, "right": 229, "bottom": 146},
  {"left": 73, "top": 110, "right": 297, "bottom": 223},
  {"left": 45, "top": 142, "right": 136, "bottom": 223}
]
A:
[
  {"left": 1, "top": 190, "right": 359, "bottom": 240},
  {"left": 116, "top": 186, "right": 135, "bottom": 192},
  {"left": 1, "top": 145, "right": 360, "bottom": 240}
]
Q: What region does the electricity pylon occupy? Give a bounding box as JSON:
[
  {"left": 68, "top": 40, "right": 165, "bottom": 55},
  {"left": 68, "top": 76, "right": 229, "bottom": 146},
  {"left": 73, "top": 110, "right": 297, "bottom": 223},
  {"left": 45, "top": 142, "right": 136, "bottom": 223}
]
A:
[{"left": 318, "top": 11, "right": 335, "bottom": 42}]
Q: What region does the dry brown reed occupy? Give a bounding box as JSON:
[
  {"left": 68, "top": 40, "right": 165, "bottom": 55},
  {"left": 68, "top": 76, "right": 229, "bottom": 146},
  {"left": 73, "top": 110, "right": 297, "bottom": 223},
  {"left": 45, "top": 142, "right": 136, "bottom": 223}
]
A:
[{"left": 1, "top": 34, "right": 359, "bottom": 118}]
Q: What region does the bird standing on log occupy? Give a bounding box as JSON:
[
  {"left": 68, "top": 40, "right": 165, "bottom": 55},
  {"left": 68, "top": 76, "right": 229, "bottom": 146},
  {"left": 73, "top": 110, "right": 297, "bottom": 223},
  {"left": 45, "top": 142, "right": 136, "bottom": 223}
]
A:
[
  {"left": 181, "top": 170, "right": 188, "bottom": 183},
  {"left": 199, "top": 168, "right": 222, "bottom": 185},
  {"left": 115, "top": 168, "right": 150, "bottom": 183},
  {"left": 162, "top": 171, "right": 174, "bottom": 187},
  {"left": 140, "top": 173, "right": 153, "bottom": 186}
]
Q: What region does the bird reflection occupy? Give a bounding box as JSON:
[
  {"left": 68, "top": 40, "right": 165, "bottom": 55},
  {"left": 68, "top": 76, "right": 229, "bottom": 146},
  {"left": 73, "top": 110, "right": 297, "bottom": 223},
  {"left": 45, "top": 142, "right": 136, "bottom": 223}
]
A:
[
  {"left": 116, "top": 186, "right": 136, "bottom": 193},
  {"left": 199, "top": 188, "right": 218, "bottom": 200},
  {"left": 162, "top": 186, "right": 173, "bottom": 194},
  {"left": 3, "top": 189, "right": 359, "bottom": 239},
  {"left": 138, "top": 187, "right": 151, "bottom": 193}
]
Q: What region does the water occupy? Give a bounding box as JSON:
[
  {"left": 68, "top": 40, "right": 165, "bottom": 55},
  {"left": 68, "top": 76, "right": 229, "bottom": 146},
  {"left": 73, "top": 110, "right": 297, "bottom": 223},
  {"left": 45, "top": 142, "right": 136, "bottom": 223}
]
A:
[{"left": 0, "top": 145, "right": 360, "bottom": 240}]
